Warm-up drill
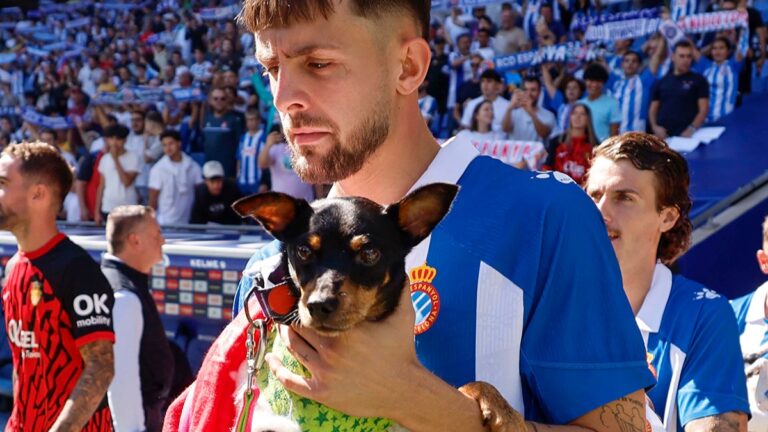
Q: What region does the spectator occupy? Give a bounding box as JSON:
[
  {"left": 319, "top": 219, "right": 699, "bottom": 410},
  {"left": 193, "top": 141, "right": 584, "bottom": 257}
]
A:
[
  {"left": 201, "top": 87, "right": 244, "bottom": 178},
  {"left": 75, "top": 124, "right": 110, "bottom": 222},
  {"left": 472, "top": 28, "right": 496, "bottom": 60},
  {"left": 456, "top": 99, "right": 504, "bottom": 144},
  {"left": 611, "top": 51, "right": 657, "bottom": 134},
  {"left": 258, "top": 129, "right": 315, "bottom": 202},
  {"left": 448, "top": 33, "right": 475, "bottom": 110},
  {"left": 501, "top": 76, "right": 556, "bottom": 143},
  {"left": 731, "top": 215, "right": 768, "bottom": 431},
  {"left": 460, "top": 69, "right": 510, "bottom": 133},
  {"left": 190, "top": 47, "right": 213, "bottom": 84},
  {"left": 649, "top": 40, "right": 710, "bottom": 139},
  {"left": 418, "top": 79, "right": 438, "bottom": 129},
  {"left": 95, "top": 125, "right": 140, "bottom": 225},
  {"left": 103, "top": 205, "right": 173, "bottom": 432},
  {"left": 237, "top": 108, "right": 265, "bottom": 195},
  {"left": 148, "top": 130, "right": 202, "bottom": 225},
  {"left": 694, "top": 36, "right": 744, "bottom": 122},
  {"left": 190, "top": 160, "right": 243, "bottom": 225},
  {"left": 585, "top": 132, "right": 749, "bottom": 431},
  {"left": 541, "top": 66, "right": 585, "bottom": 136},
  {"left": 493, "top": 9, "right": 529, "bottom": 55},
  {"left": 125, "top": 109, "right": 162, "bottom": 204},
  {"left": 544, "top": 103, "right": 598, "bottom": 185},
  {"left": 579, "top": 63, "right": 620, "bottom": 142},
  {"left": 1, "top": 142, "right": 114, "bottom": 431}
]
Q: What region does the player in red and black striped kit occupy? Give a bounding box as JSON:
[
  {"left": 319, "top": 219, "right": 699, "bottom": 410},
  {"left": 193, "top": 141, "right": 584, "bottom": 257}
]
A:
[{"left": 0, "top": 142, "right": 115, "bottom": 432}]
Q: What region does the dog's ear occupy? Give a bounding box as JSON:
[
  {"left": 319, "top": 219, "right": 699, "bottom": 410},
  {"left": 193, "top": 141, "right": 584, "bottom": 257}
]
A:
[
  {"left": 385, "top": 183, "right": 459, "bottom": 248},
  {"left": 232, "top": 192, "right": 313, "bottom": 241}
]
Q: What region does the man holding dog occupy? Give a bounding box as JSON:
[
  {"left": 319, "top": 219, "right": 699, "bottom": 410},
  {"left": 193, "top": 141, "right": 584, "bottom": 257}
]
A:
[
  {"left": 584, "top": 133, "right": 749, "bottom": 431},
  {"left": 164, "top": 1, "right": 655, "bottom": 430}
]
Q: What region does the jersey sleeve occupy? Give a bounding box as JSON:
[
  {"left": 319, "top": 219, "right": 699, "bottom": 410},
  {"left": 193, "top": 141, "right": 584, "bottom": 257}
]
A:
[
  {"left": 61, "top": 254, "right": 115, "bottom": 346},
  {"left": 521, "top": 185, "right": 655, "bottom": 424},
  {"left": 232, "top": 241, "right": 283, "bottom": 317},
  {"left": 677, "top": 295, "right": 750, "bottom": 426}
]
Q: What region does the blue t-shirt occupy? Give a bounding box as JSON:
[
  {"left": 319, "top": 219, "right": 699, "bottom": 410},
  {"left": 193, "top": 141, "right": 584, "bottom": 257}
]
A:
[
  {"left": 579, "top": 93, "right": 621, "bottom": 142},
  {"left": 694, "top": 57, "right": 743, "bottom": 122},
  {"left": 611, "top": 69, "right": 656, "bottom": 134},
  {"left": 638, "top": 265, "right": 749, "bottom": 431},
  {"left": 232, "top": 139, "right": 654, "bottom": 425}
]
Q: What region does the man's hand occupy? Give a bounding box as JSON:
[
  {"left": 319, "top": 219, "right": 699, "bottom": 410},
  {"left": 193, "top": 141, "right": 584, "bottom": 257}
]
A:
[
  {"left": 93, "top": 212, "right": 103, "bottom": 225},
  {"left": 680, "top": 127, "right": 694, "bottom": 138},
  {"left": 266, "top": 285, "right": 419, "bottom": 419},
  {"left": 652, "top": 125, "right": 668, "bottom": 139},
  {"left": 265, "top": 131, "right": 283, "bottom": 148},
  {"left": 49, "top": 340, "right": 114, "bottom": 432}
]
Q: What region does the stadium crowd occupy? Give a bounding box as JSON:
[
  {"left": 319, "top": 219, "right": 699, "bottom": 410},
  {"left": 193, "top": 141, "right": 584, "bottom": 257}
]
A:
[{"left": 0, "top": 0, "right": 766, "bottom": 225}]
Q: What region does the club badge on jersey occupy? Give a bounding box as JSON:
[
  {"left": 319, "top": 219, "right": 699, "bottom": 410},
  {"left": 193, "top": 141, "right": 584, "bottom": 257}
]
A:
[{"left": 410, "top": 263, "right": 440, "bottom": 335}]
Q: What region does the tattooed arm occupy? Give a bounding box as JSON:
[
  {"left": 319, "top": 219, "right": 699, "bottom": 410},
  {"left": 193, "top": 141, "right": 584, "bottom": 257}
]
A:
[
  {"left": 49, "top": 340, "right": 115, "bottom": 432},
  {"left": 554, "top": 389, "right": 649, "bottom": 432},
  {"left": 684, "top": 412, "right": 747, "bottom": 432}
]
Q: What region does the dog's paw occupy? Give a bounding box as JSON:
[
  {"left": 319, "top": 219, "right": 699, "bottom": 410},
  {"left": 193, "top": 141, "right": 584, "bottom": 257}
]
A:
[{"left": 459, "top": 381, "right": 527, "bottom": 432}]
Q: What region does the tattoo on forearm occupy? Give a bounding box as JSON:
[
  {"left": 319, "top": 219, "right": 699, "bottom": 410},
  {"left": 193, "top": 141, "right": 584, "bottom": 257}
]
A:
[
  {"left": 50, "top": 340, "right": 114, "bottom": 432},
  {"left": 684, "top": 412, "right": 746, "bottom": 432},
  {"left": 598, "top": 397, "right": 646, "bottom": 432}
]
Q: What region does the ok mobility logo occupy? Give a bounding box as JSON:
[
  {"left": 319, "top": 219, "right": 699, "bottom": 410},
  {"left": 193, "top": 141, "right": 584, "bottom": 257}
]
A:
[{"left": 73, "top": 294, "right": 111, "bottom": 328}]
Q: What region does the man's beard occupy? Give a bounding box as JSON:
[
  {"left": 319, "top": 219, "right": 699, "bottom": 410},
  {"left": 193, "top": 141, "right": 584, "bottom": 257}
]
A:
[
  {"left": 0, "top": 206, "right": 19, "bottom": 232},
  {"left": 285, "top": 97, "right": 391, "bottom": 185}
]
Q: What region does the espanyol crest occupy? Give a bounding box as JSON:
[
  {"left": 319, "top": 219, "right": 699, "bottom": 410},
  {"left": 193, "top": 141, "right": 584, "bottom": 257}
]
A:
[{"left": 410, "top": 263, "right": 440, "bottom": 335}]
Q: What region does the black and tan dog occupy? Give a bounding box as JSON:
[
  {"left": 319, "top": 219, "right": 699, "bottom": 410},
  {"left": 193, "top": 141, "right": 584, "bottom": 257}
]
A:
[{"left": 233, "top": 183, "right": 525, "bottom": 432}]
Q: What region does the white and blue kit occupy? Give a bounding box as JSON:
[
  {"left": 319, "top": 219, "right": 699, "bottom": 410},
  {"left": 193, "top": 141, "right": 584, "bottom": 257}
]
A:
[
  {"left": 694, "top": 57, "right": 743, "bottom": 122},
  {"left": 732, "top": 281, "right": 768, "bottom": 431},
  {"left": 611, "top": 69, "right": 655, "bottom": 133},
  {"left": 238, "top": 130, "right": 264, "bottom": 195},
  {"left": 233, "top": 138, "right": 655, "bottom": 424},
  {"left": 637, "top": 264, "right": 748, "bottom": 431},
  {"left": 446, "top": 51, "right": 473, "bottom": 108}
]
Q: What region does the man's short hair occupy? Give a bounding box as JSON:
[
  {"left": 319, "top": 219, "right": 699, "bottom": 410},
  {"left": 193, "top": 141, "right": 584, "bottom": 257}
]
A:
[
  {"left": 145, "top": 110, "right": 163, "bottom": 125},
  {"left": 522, "top": 75, "right": 541, "bottom": 88},
  {"left": 2, "top": 141, "right": 73, "bottom": 208},
  {"left": 713, "top": 36, "right": 733, "bottom": 52},
  {"left": 245, "top": 107, "right": 261, "bottom": 118},
  {"left": 623, "top": 50, "right": 643, "bottom": 63},
  {"left": 590, "top": 132, "right": 693, "bottom": 264},
  {"left": 673, "top": 40, "right": 694, "bottom": 53},
  {"left": 584, "top": 63, "right": 609, "bottom": 83},
  {"left": 160, "top": 129, "right": 181, "bottom": 142},
  {"left": 480, "top": 69, "right": 503, "bottom": 83},
  {"left": 106, "top": 205, "right": 156, "bottom": 255},
  {"left": 104, "top": 124, "right": 130, "bottom": 140},
  {"left": 238, "top": 0, "right": 430, "bottom": 40}
]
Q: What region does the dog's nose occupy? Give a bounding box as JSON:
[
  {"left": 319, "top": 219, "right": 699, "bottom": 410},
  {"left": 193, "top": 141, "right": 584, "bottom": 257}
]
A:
[{"left": 307, "top": 297, "right": 339, "bottom": 320}]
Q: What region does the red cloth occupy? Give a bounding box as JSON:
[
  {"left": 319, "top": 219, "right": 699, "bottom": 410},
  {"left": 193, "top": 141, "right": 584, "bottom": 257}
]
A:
[
  {"left": 163, "top": 299, "right": 264, "bottom": 432},
  {"left": 552, "top": 135, "right": 593, "bottom": 185}
]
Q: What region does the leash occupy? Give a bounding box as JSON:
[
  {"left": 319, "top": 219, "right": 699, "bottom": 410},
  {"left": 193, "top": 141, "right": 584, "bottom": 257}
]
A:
[{"left": 236, "top": 261, "right": 301, "bottom": 432}]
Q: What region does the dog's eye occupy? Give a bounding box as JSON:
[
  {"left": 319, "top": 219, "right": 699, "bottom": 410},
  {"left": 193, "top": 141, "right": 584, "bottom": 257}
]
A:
[
  {"left": 296, "top": 245, "right": 313, "bottom": 261},
  {"left": 358, "top": 248, "right": 381, "bottom": 266}
]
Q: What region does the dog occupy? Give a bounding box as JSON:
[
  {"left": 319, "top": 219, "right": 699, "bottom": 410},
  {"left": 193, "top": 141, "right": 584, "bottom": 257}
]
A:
[{"left": 232, "top": 183, "right": 525, "bottom": 432}]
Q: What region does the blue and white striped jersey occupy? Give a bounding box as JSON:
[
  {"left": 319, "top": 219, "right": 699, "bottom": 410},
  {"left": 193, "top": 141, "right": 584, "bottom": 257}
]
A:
[
  {"left": 611, "top": 69, "right": 655, "bottom": 133},
  {"left": 233, "top": 137, "right": 655, "bottom": 424},
  {"left": 237, "top": 130, "right": 263, "bottom": 195},
  {"left": 695, "top": 57, "right": 743, "bottom": 122},
  {"left": 639, "top": 264, "right": 748, "bottom": 431}
]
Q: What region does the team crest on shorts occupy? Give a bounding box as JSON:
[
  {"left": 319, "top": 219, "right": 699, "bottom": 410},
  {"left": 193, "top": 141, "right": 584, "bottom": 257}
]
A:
[
  {"left": 410, "top": 263, "right": 440, "bottom": 335},
  {"left": 29, "top": 279, "right": 42, "bottom": 307}
]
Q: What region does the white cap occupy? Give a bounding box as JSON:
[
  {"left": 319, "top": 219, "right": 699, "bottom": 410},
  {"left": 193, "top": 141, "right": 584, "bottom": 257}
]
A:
[{"left": 202, "top": 160, "right": 225, "bottom": 179}]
